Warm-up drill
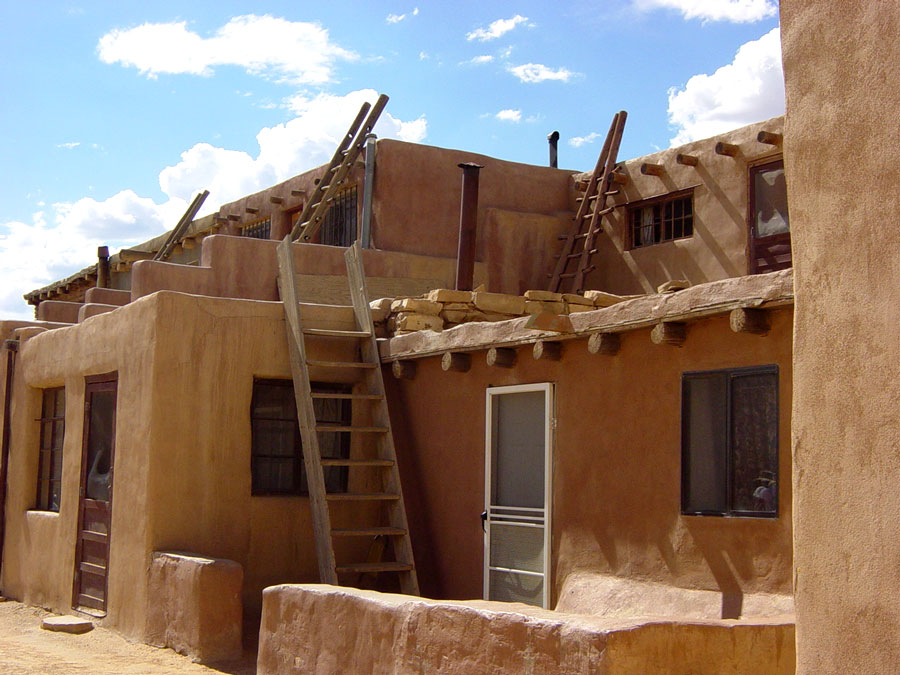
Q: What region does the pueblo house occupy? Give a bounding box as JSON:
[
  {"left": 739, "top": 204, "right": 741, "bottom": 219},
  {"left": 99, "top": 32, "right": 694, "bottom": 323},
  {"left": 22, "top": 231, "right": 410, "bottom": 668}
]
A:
[{"left": 0, "top": 96, "right": 800, "bottom": 672}]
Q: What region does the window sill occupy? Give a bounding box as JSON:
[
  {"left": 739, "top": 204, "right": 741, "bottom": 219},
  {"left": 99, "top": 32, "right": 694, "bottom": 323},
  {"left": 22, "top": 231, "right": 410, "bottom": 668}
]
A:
[
  {"left": 681, "top": 512, "right": 778, "bottom": 520},
  {"left": 25, "top": 509, "right": 60, "bottom": 519}
]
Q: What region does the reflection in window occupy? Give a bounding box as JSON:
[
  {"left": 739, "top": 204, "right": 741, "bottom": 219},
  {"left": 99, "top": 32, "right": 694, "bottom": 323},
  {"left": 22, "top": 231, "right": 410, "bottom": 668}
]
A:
[
  {"left": 629, "top": 193, "right": 693, "bottom": 248},
  {"left": 682, "top": 366, "right": 778, "bottom": 517},
  {"left": 36, "top": 387, "right": 65, "bottom": 512},
  {"left": 752, "top": 161, "right": 789, "bottom": 237}
]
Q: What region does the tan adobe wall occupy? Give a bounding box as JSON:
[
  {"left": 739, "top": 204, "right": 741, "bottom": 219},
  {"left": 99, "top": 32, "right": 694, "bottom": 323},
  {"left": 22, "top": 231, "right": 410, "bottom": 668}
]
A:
[
  {"left": 257, "top": 585, "right": 795, "bottom": 674},
  {"left": 0, "top": 292, "right": 382, "bottom": 639},
  {"left": 781, "top": 2, "right": 900, "bottom": 672},
  {"left": 585, "top": 117, "right": 785, "bottom": 295},
  {"left": 386, "top": 308, "right": 793, "bottom": 614}
]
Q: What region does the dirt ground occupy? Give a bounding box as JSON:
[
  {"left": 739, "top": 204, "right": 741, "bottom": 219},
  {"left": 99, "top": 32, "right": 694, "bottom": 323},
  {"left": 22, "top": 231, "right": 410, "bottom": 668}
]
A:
[{"left": 0, "top": 599, "right": 257, "bottom": 674}]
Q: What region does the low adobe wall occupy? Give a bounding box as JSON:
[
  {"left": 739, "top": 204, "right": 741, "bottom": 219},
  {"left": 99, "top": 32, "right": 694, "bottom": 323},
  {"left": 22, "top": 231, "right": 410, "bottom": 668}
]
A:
[
  {"left": 257, "top": 585, "right": 795, "bottom": 674},
  {"left": 146, "top": 552, "right": 243, "bottom": 663}
]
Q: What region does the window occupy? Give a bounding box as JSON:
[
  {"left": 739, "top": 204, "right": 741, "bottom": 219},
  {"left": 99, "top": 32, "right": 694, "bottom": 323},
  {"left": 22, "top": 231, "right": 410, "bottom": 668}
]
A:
[
  {"left": 36, "top": 387, "right": 65, "bottom": 512},
  {"left": 320, "top": 185, "right": 357, "bottom": 247},
  {"left": 628, "top": 191, "right": 693, "bottom": 248},
  {"left": 250, "top": 379, "right": 351, "bottom": 495},
  {"left": 241, "top": 218, "right": 271, "bottom": 240},
  {"left": 749, "top": 159, "right": 791, "bottom": 274},
  {"left": 681, "top": 365, "right": 778, "bottom": 517}
]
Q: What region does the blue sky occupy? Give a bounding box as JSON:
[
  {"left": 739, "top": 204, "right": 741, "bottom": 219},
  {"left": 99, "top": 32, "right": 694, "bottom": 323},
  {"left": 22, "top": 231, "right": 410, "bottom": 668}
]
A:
[{"left": 0, "top": 0, "right": 783, "bottom": 318}]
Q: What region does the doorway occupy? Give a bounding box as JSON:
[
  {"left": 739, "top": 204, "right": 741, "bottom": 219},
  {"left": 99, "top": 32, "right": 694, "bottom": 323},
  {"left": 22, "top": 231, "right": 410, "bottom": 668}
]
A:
[
  {"left": 72, "top": 373, "right": 118, "bottom": 615},
  {"left": 484, "top": 383, "right": 553, "bottom": 609}
]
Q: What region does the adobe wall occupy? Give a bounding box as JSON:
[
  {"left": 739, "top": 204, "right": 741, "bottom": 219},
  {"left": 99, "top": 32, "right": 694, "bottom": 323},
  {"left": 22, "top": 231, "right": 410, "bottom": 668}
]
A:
[
  {"left": 781, "top": 2, "right": 900, "bottom": 672},
  {"left": 586, "top": 118, "right": 785, "bottom": 296},
  {"left": 258, "top": 585, "right": 795, "bottom": 674},
  {"left": 387, "top": 308, "right": 794, "bottom": 616},
  {"left": 0, "top": 291, "right": 376, "bottom": 640}
]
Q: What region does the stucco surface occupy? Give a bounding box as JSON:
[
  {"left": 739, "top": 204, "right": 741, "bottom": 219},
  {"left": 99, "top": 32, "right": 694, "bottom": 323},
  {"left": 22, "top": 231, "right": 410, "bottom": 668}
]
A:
[
  {"left": 386, "top": 306, "right": 794, "bottom": 612},
  {"left": 585, "top": 118, "right": 784, "bottom": 295},
  {"left": 781, "top": 2, "right": 900, "bottom": 672},
  {"left": 0, "top": 291, "right": 386, "bottom": 643},
  {"left": 257, "top": 584, "right": 795, "bottom": 674}
]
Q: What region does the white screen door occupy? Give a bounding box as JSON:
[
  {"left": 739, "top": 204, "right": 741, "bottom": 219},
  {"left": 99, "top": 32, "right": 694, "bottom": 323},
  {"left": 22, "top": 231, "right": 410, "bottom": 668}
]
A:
[{"left": 484, "top": 383, "right": 552, "bottom": 608}]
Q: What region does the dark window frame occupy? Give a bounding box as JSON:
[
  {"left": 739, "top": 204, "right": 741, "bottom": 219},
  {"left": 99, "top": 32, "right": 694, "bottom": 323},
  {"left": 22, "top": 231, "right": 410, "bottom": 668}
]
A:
[
  {"left": 241, "top": 218, "right": 272, "bottom": 240},
  {"left": 681, "top": 365, "right": 779, "bottom": 518},
  {"left": 748, "top": 157, "right": 791, "bottom": 274},
  {"left": 320, "top": 185, "right": 358, "bottom": 247},
  {"left": 250, "top": 378, "right": 351, "bottom": 496},
  {"left": 35, "top": 386, "right": 65, "bottom": 512},
  {"left": 627, "top": 188, "right": 694, "bottom": 249}
]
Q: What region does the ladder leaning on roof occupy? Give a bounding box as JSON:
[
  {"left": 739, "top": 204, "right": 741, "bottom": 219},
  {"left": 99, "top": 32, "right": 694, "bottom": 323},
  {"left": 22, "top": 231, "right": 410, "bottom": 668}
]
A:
[
  {"left": 548, "top": 111, "right": 627, "bottom": 294},
  {"left": 290, "top": 94, "right": 389, "bottom": 244},
  {"left": 275, "top": 236, "right": 419, "bottom": 596}
]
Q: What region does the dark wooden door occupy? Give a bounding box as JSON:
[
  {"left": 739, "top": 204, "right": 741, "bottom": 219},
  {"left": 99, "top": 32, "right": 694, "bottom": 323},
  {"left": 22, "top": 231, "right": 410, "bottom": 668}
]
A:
[
  {"left": 749, "top": 159, "right": 792, "bottom": 274},
  {"left": 72, "top": 373, "right": 117, "bottom": 615}
]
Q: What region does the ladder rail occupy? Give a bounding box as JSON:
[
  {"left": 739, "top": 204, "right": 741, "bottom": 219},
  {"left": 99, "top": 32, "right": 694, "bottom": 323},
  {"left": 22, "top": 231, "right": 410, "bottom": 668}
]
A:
[
  {"left": 574, "top": 111, "right": 628, "bottom": 292},
  {"left": 275, "top": 236, "right": 338, "bottom": 585},
  {"left": 287, "top": 101, "right": 371, "bottom": 242},
  {"left": 292, "top": 95, "right": 389, "bottom": 243},
  {"left": 548, "top": 113, "right": 618, "bottom": 292},
  {"left": 344, "top": 243, "right": 420, "bottom": 596}
]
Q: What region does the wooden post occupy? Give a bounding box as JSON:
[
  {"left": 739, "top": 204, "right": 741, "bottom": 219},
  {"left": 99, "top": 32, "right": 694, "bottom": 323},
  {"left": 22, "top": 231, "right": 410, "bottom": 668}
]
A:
[
  {"left": 641, "top": 163, "right": 665, "bottom": 176},
  {"left": 587, "top": 332, "right": 620, "bottom": 355},
  {"left": 757, "top": 131, "right": 783, "bottom": 146},
  {"left": 533, "top": 340, "right": 563, "bottom": 361},
  {"left": 391, "top": 360, "right": 417, "bottom": 380},
  {"left": 96, "top": 246, "right": 110, "bottom": 288},
  {"left": 730, "top": 308, "right": 770, "bottom": 335},
  {"left": 609, "top": 172, "right": 628, "bottom": 185},
  {"left": 455, "top": 162, "right": 483, "bottom": 291},
  {"left": 651, "top": 321, "right": 687, "bottom": 346},
  {"left": 442, "top": 352, "right": 471, "bottom": 372},
  {"left": 715, "top": 142, "right": 739, "bottom": 157},
  {"left": 245, "top": 206, "right": 260, "bottom": 215},
  {"left": 676, "top": 153, "right": 699, "bottom": 166},
  {"left": 269, "top": 196, "right": 284, "bottom": 204},
  {"left": 486, "top": 347, "right": 516, "bottom": 368}
]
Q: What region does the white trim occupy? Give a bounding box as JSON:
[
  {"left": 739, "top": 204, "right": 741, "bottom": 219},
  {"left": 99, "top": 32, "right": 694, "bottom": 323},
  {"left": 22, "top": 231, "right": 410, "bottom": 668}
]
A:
[{"left": 484, "top": 382, "right": 554, "bottom": 609}]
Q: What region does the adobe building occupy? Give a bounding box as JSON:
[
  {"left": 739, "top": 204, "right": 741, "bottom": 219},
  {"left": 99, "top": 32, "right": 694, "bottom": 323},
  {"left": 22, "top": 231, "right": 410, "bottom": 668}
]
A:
[{"left": 0, "top": 100, "right": 798, "bottom": 670}]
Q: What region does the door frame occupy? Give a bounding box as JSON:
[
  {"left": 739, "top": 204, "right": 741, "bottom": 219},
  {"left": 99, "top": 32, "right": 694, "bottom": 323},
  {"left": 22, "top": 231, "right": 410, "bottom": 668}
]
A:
[
  {"left": 483, "top": 382, "right": 554, "bottom": 608},
  {"left": 72, "top": 372, "right": 118, "bottom": 615}
]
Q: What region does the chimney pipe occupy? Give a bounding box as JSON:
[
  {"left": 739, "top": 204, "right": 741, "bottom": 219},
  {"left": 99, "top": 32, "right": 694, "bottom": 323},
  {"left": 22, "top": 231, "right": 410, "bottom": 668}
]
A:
[
  {"left": 455, "top": 162, "right": 483, "bottom": 291},
  {"left": 97, "top": 246, "right": 110, "bottom": 288},
  {"left": 548, "top": 131, "right": 560, "bottom": 168}
]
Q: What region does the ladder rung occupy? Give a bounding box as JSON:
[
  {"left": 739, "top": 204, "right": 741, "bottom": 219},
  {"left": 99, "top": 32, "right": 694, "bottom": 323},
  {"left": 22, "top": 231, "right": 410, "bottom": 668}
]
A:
[
  {"left": 79, "top": 561, "right": 106, "bottom": 575},
  {"left": 311, "top": 393, "right": 383, "bottom": 400},
  {"left": 315, "top": 424, "right": 388, "bottom": 433},
  {"left": 552, "top": 266, "right": 596, "bottom": 279},
  {"left": 596, "top": 206, "right": 614, "bottom": 216},
  {"left": 326, "top": 493, "right": 400, "bottom": 501},
  {"left": 604, "top": 191, "right": 619, "bottom": 196},
  {"left": 331, "top": 527, "right": 406, "bottom": 537},
  {"left": 335, "top": 562, "right": 413, "bottom": 574},
  {"left": 306, "top": 360, "right": 378, "bottom": 369},
  {"left": 563, "top": 249, "right": 598, "bottom": 260},
  {"left": 302, "top": 328, "right": 371, "bottom": 338},
  {"left": 320, "top": 458, "right": 394, "bottom": 467}
]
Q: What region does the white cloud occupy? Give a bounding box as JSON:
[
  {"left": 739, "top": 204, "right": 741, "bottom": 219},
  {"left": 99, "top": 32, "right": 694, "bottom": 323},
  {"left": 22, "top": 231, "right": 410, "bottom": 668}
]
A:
[
  {"left": 507, "top": 63, "right": 575, "bottom": 83},
  {"left": 57, "top": 142, "right": 81, "bottom": 149},
  {"left": 387, "top": 8, "right": 418, "bottom": 23},
  {"left": 461, "top": 55, "right": 493, "bottom": 66},
  {"left": 97, "top": 15, "right": 357, "bottom": 85},
  {"left": 633, "top": 0, "right": 776, "bottom": 23},
  {"left": 419, "top": 51, "right": 429, "bottom": 60},
  {"left": 466, "top": 15, "right": 528, "bottom": 41},
  {"left": 667, "top": 27, "right": 784, "bottom": 145},
  {"left": 0, "top": 90, "right": 426, "bottom": 319},
  {"left": 568, "top": 132, "right": 602, "bottom": 148},
  {"left": 495, "top": 109, "right": 522, "bottom": 123}
]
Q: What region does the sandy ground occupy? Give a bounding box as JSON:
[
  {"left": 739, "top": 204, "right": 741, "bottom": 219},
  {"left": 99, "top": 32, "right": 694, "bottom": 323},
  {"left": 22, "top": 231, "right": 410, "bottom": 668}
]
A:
[{"left": 0, "top": 599, "right": 257, "bottom": 674}]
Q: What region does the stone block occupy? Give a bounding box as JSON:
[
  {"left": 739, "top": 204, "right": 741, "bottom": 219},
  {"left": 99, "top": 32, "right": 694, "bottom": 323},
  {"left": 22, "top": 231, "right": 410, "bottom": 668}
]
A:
[
  {"left": 562, "top": 293, "right": 594, "bottom": 306},
  {"left": 657, "top": 279, "right": 691, "bottom": 293},
  {"left": 42, "top": 616, "right": 93, "bottom": 634},
  {"left": 441, "top": 302, "right": 473, "bottom": 311},
  {"left": 427, "top": 289, "right": 474, "bottom": 303},
  {"left": 566, "top": 303, "right": 595, "bottom": 313},
  {"left": 584, "top": 290, "right": 631, "bottom": 307},
  {"left": 524, "top": 290, "right": 564, "bottom": 302},
  {"left": 526, "top": 300, "right": 566, "bottom": 315},
  {"left": 391, "top": 298, "right": 443, "bottom": 316},
  {"left": 395, "top": 313, "right": 444, "bottom": 332},
  {"left": 370, "top": 306, "right": 390, "bottom": 323},
  {"left": 146, "top": 552, "right": 243, "bottom": 663},
  {"left": 472, "top": 292, "right": 527, "bottom": 316},
  {"left": 440, "top": 310, "right": 468, "bottom": 323},
  {"left": 369, "top": 297, "right": 394, "bottom": 312}
]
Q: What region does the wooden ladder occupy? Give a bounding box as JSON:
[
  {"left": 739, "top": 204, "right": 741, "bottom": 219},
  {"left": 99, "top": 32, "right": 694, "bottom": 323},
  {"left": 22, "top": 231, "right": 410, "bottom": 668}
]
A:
[
  {"left": 276, "top": 236, "right": 419, "bottom": 596},
  {"left": 290, "top": 94, "right": 389, "bottom": 244},
  {"left": 548, "top": 110, "right": 627, "bottom": 294}
]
